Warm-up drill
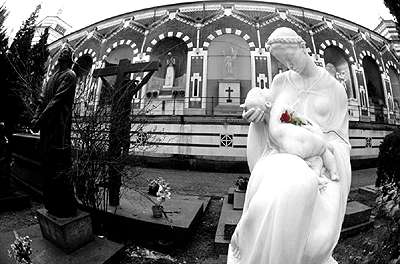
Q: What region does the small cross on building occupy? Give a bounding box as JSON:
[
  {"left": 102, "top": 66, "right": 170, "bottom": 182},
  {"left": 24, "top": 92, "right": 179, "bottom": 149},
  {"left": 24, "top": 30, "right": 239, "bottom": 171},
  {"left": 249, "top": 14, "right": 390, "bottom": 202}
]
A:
[{"left": 226, "top": 86, "right": 233, "bottom": 103}]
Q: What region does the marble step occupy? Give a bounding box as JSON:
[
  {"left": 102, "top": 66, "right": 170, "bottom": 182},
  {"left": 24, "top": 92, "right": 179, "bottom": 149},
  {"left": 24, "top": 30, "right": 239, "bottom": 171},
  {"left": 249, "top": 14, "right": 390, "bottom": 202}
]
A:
[
  {"left": 215, "top": 196, "right": 373, "bottom": 255},
  {"left": 342, "top": 201, "right": 372, "bottom": 229},
  {"left": 358, "top": 185, "right": 378, "bottom": 200}
]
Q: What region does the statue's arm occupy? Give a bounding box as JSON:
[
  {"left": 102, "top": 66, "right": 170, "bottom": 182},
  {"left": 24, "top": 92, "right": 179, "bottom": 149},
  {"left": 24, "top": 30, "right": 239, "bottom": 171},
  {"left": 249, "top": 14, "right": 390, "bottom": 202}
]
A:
[
  {"left": 245, "top": 76, "right": 281, "bottom": 171},
  {"left": 36, "top": 72, "right": 77, "bottom": 125},
  {"left": 268, "top": 103, "right": 327, "bottom": 160}
]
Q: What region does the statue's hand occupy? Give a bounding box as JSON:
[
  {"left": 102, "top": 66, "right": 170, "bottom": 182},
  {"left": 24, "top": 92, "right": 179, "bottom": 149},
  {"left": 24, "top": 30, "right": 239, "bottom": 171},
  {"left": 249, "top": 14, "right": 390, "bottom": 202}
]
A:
[
  {"left": 241, "top": 107, "right": 265, "bottom": 123},
  {"left": 321, "top": 144, "right": 339, "bottom": 181},
  {"left": 241, "top": 87, "right": 273, "bottom": 123}
]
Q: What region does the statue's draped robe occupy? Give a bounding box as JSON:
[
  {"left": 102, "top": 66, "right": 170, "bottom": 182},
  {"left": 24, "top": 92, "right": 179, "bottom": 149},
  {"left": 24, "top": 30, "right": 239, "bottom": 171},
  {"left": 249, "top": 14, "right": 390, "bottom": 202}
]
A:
[
  {"left": 34, "top": 68, "right": 77, "bottom": 217},
  {"left": 228, "top": 69, "right": 351, "bottom": 264}
]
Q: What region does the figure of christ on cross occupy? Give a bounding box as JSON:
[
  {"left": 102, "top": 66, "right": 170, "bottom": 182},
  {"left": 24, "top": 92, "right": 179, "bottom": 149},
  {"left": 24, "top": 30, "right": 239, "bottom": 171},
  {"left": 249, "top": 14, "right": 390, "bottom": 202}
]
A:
[
  {"left": 92, "top": 59, "right": 159, "bottom": 206},
  {"left": 226, "top": 86, "right": 233, "bottom": 103}
]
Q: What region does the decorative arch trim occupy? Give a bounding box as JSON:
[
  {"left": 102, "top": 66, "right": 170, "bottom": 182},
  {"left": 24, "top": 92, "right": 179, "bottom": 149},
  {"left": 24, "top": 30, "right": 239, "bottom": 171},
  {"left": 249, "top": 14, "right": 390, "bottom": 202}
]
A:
[
  {"left": 386, "top": 60, "right": 400, "bottom": 74},
  {"left": 145, "top": 32, "right": 193, "bottom": 53},
  {"left": 101, "top": 39, "right": 139, "bottom": 60},
  {"left": 359, "top": 50, "right": 383, "bottom": 72},
  {"left": 75, "top": 48, "right": 97, "bottom": 62},
  {"left": 318, "top": 39, "right": 355, "bottom": 63},
  {"left": 202, "top": 28, "right": 255, "bottom": 51}
]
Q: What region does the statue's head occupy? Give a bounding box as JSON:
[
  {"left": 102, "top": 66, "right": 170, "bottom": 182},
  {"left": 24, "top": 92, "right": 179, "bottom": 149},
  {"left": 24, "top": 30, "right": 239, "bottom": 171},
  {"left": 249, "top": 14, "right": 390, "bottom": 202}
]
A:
[
  {"left": 58, "top": 44, "right": 74, "bottom": 67},
  {"left": 266, "top": 27, "right": 308, "bottom": 74}
]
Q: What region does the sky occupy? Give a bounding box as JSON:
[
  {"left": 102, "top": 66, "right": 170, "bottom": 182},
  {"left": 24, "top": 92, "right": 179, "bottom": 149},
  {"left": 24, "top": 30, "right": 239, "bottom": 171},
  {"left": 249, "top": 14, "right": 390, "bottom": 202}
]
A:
[{"left": 3, "top": 0, "right": 395, "bottom": 39}]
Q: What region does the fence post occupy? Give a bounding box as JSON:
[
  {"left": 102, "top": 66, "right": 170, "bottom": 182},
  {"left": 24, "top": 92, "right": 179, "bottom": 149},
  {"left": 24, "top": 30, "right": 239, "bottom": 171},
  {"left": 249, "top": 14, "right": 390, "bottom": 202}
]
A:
[{"left": 211, "top": 97, "right": 214, "bottom": 116}]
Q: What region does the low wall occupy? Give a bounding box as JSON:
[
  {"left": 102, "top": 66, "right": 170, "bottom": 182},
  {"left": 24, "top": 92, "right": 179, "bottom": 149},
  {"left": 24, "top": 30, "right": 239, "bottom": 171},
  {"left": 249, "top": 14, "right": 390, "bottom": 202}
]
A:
[{"left": 10, "top": 134, "right": 42, "bottom": 196}]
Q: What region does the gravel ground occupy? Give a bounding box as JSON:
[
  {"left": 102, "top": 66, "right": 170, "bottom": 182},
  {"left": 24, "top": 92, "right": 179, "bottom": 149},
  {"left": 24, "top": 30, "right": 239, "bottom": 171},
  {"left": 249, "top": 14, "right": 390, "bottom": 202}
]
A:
[
  {"left": 0, "top": 166, "right": 383, "bottom": 264},
  {"left": 0, "top": 201, "right": 40, "bottom": 233}
]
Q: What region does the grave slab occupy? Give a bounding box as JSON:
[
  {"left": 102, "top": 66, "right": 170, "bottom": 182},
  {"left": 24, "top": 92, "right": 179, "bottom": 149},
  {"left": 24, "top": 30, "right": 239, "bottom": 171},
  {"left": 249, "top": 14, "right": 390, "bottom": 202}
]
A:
[
  {"left": 99, "top": 188, "right": 208, "bottom": 241},
  {"left": 215, "top": 195, "right": 242, "bottom": 255},
  {"left": 358, "top": 185, "right": 378, "bottom": 200},
  {"left": 0, "top": 225, "right": 124, "bottom": 264},
  {"left": 342, "top": 201, "right": 372, "bottom": 229}
]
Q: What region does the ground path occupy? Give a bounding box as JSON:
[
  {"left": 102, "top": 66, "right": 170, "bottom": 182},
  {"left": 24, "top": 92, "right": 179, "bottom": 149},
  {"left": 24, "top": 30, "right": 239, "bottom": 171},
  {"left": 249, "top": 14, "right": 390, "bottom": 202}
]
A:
[{"left": 136, "top": 167, "right": 377, "bottom": 197}]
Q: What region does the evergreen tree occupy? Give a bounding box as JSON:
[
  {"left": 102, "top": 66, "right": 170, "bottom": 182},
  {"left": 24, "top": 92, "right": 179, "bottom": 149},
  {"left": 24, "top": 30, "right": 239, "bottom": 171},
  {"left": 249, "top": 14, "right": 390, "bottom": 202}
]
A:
[
  {"left": 7, "top": 4, "right": 42, "bottom": 129},
  {"left": 30, "top": 27, "right": 49, "bottom": 104},
  {"left": 0, "top": 4, "right": 10, "bottom": 124},
  {"left": 384, "top": 0, "right": 400, "bottom": 32}
]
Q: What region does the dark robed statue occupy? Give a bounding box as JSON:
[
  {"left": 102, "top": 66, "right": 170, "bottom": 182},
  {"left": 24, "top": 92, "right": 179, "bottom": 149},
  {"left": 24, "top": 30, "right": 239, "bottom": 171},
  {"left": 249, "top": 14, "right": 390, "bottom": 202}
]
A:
[{"left": 31, "top": 45, "right": 77, "bottom": 218}]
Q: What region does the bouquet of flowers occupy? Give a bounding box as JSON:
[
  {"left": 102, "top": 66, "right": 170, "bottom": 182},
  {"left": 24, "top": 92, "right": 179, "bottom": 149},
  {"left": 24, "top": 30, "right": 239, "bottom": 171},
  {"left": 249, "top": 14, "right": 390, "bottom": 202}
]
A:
[
  {"left": 280, "top": 110, "right": 311, "bottom": 126},
  {"left": 8, "top": 231, "right": 32, "bottom": 264},
  {"left": 148, "top": 177, "right": 165, "bottom": 196},
  {"left": 151, "top": 179, "right": 171, "bottom": 218},
  {"left": 156, "top": 180, "right": 171, "bottom": 206},
  {"left": 235, "top": 176, "right": 249, "bottom": 191}
]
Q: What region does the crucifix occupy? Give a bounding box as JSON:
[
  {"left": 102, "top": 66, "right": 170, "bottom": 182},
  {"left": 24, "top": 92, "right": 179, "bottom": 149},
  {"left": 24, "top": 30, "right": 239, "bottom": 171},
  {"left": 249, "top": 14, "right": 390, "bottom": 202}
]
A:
[
  {"left": 226, "top": 86, "right": 233, "bottom": 103},
  {"left": 93, "top": 59, "right": 159, "bottom": 206}
]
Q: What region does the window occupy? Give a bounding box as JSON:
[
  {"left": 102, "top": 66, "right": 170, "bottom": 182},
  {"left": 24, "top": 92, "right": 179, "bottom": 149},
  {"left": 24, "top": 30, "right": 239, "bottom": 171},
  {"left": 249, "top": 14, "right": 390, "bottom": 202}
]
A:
[{"left": 55, "top": 24, "right": 66, "bottom": 35}]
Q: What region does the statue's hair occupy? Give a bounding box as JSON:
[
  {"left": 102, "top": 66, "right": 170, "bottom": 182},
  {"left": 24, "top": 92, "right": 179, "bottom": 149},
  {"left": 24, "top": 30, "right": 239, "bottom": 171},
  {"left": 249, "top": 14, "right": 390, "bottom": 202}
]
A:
[{"left": 266, "top": 27, "right": 306, "bottom": 52}]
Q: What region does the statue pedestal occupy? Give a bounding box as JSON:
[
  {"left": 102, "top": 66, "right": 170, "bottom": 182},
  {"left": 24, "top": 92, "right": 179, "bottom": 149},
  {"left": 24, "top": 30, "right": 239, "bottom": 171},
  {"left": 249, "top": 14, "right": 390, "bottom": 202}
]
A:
[{"left": 37, "top": 208, "right": 94, "bottom": 253}]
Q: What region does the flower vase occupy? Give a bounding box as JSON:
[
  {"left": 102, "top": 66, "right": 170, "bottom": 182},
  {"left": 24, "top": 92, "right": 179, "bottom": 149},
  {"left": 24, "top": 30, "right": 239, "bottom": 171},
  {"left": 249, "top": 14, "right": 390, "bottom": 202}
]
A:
[{"left": 152, "top": 205, "right": 163, "bottom": 218}]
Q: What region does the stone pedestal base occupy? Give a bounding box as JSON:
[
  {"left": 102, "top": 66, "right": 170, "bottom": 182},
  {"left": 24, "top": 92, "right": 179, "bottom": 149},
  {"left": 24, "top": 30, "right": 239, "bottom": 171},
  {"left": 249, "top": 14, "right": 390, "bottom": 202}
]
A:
[{"left": 37, "top": 208, "right": 94, "bottom": 253}]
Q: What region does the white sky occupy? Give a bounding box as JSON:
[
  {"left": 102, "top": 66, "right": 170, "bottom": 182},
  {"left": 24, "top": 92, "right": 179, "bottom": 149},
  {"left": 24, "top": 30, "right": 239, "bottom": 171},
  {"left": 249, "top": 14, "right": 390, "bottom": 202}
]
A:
[{"left": 3, "top": 0, "right": 395, "bottom": 39}]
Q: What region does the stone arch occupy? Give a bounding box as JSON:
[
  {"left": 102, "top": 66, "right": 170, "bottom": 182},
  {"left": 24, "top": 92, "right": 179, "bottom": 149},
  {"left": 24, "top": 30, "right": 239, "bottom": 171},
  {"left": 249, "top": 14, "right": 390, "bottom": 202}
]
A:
[
  {"left": 145, "top": 32, "right": 193, "bottom": 53},
  {"left": 206, "top": 34, "right": 251, "bottom": 113},
  {"left": 102, "top": 39, "right": 139, "bottom": 62},
  {"left": 385, "top": 60, "right": 400, "bottom": 75},
  {"left": 362, "top": 54, "right": 385, "bottom": 122},
  {"left": 72, "top": 55, "right": 96, "bottom": 112},
  {"left": 75, "top": 48, "right": 97, "bottom": 63},
  {"left": 49, "top": 47, "right": 97, "bottom": 76},
  {"left": 387, "top": 65, "right": 400, "bottom": 110},
  {"left": 318, "top": 39, "right": 354, "bottom": 63},
  {"left": 147, "top": 37, "right": 188, "bottom": 91},
  {"left": 202, "top": 28, "right": 256, "bottom": 51},
  {"left": 359, "top": 50, "right": 383, "bottom": 72},
  {"left": 322, "top": 44, "right": 356, "bottom": 99}
]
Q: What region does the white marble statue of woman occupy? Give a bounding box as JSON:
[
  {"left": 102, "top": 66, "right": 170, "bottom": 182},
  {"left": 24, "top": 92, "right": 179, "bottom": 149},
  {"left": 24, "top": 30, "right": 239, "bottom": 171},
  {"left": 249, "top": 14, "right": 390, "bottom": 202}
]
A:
[
  {"left": 227, "top": 27, "right": 351, "bottom": 264},
  {"left": 164, "top": 52, "right": 175, "bottom": 88}
]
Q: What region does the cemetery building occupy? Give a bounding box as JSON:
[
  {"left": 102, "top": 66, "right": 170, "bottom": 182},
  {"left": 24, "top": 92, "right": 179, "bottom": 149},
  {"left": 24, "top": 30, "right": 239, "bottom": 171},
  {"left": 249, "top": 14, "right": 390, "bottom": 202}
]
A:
[
  {"left": 32, "top": 14, "right": 72, "bottom": 45},
  {"left": 44, "top": 1, "right": 400, "bottom": 169}
]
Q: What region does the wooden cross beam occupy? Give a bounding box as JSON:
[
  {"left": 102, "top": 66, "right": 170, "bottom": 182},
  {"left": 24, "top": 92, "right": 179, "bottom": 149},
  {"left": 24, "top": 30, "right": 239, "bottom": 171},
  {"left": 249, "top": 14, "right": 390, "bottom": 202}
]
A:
[{"left": 92, "top": 59, "right": 160, "bottom": 206}]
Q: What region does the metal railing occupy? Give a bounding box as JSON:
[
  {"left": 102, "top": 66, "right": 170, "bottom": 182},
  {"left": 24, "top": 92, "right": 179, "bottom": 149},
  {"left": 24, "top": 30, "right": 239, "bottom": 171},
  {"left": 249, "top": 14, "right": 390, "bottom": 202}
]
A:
[{"left": 72, "top": 96, "right": 400, "bottom": 125}]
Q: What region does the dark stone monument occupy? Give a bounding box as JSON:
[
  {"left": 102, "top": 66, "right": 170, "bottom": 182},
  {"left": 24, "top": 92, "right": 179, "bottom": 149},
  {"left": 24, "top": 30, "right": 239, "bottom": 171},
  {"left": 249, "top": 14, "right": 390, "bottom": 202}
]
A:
[
  {"left": 31, "top": 44, "right": 94, "bottom": 253},
  {"left": 31, "top": 45, "right": 77, "bottom": 218}
]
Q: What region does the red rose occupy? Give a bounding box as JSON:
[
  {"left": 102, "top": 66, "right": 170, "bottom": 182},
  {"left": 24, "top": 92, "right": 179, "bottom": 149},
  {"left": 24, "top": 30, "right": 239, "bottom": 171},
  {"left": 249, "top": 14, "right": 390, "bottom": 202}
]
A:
[{"left": 280, "top": 110, "right": 291, "bottom": 123}]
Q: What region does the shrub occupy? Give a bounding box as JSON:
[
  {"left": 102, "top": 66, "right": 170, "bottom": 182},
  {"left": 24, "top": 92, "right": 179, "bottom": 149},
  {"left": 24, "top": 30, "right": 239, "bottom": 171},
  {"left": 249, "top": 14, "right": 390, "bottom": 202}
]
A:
[
  {"left": 370, "top": 129, "right": 400, "bottom": 263},
  {"left": 235, "top": 176, "right": 249, "bottom": 191},
  {"left": 376, "top": 129, "right": 400, "bottom": 188}
]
